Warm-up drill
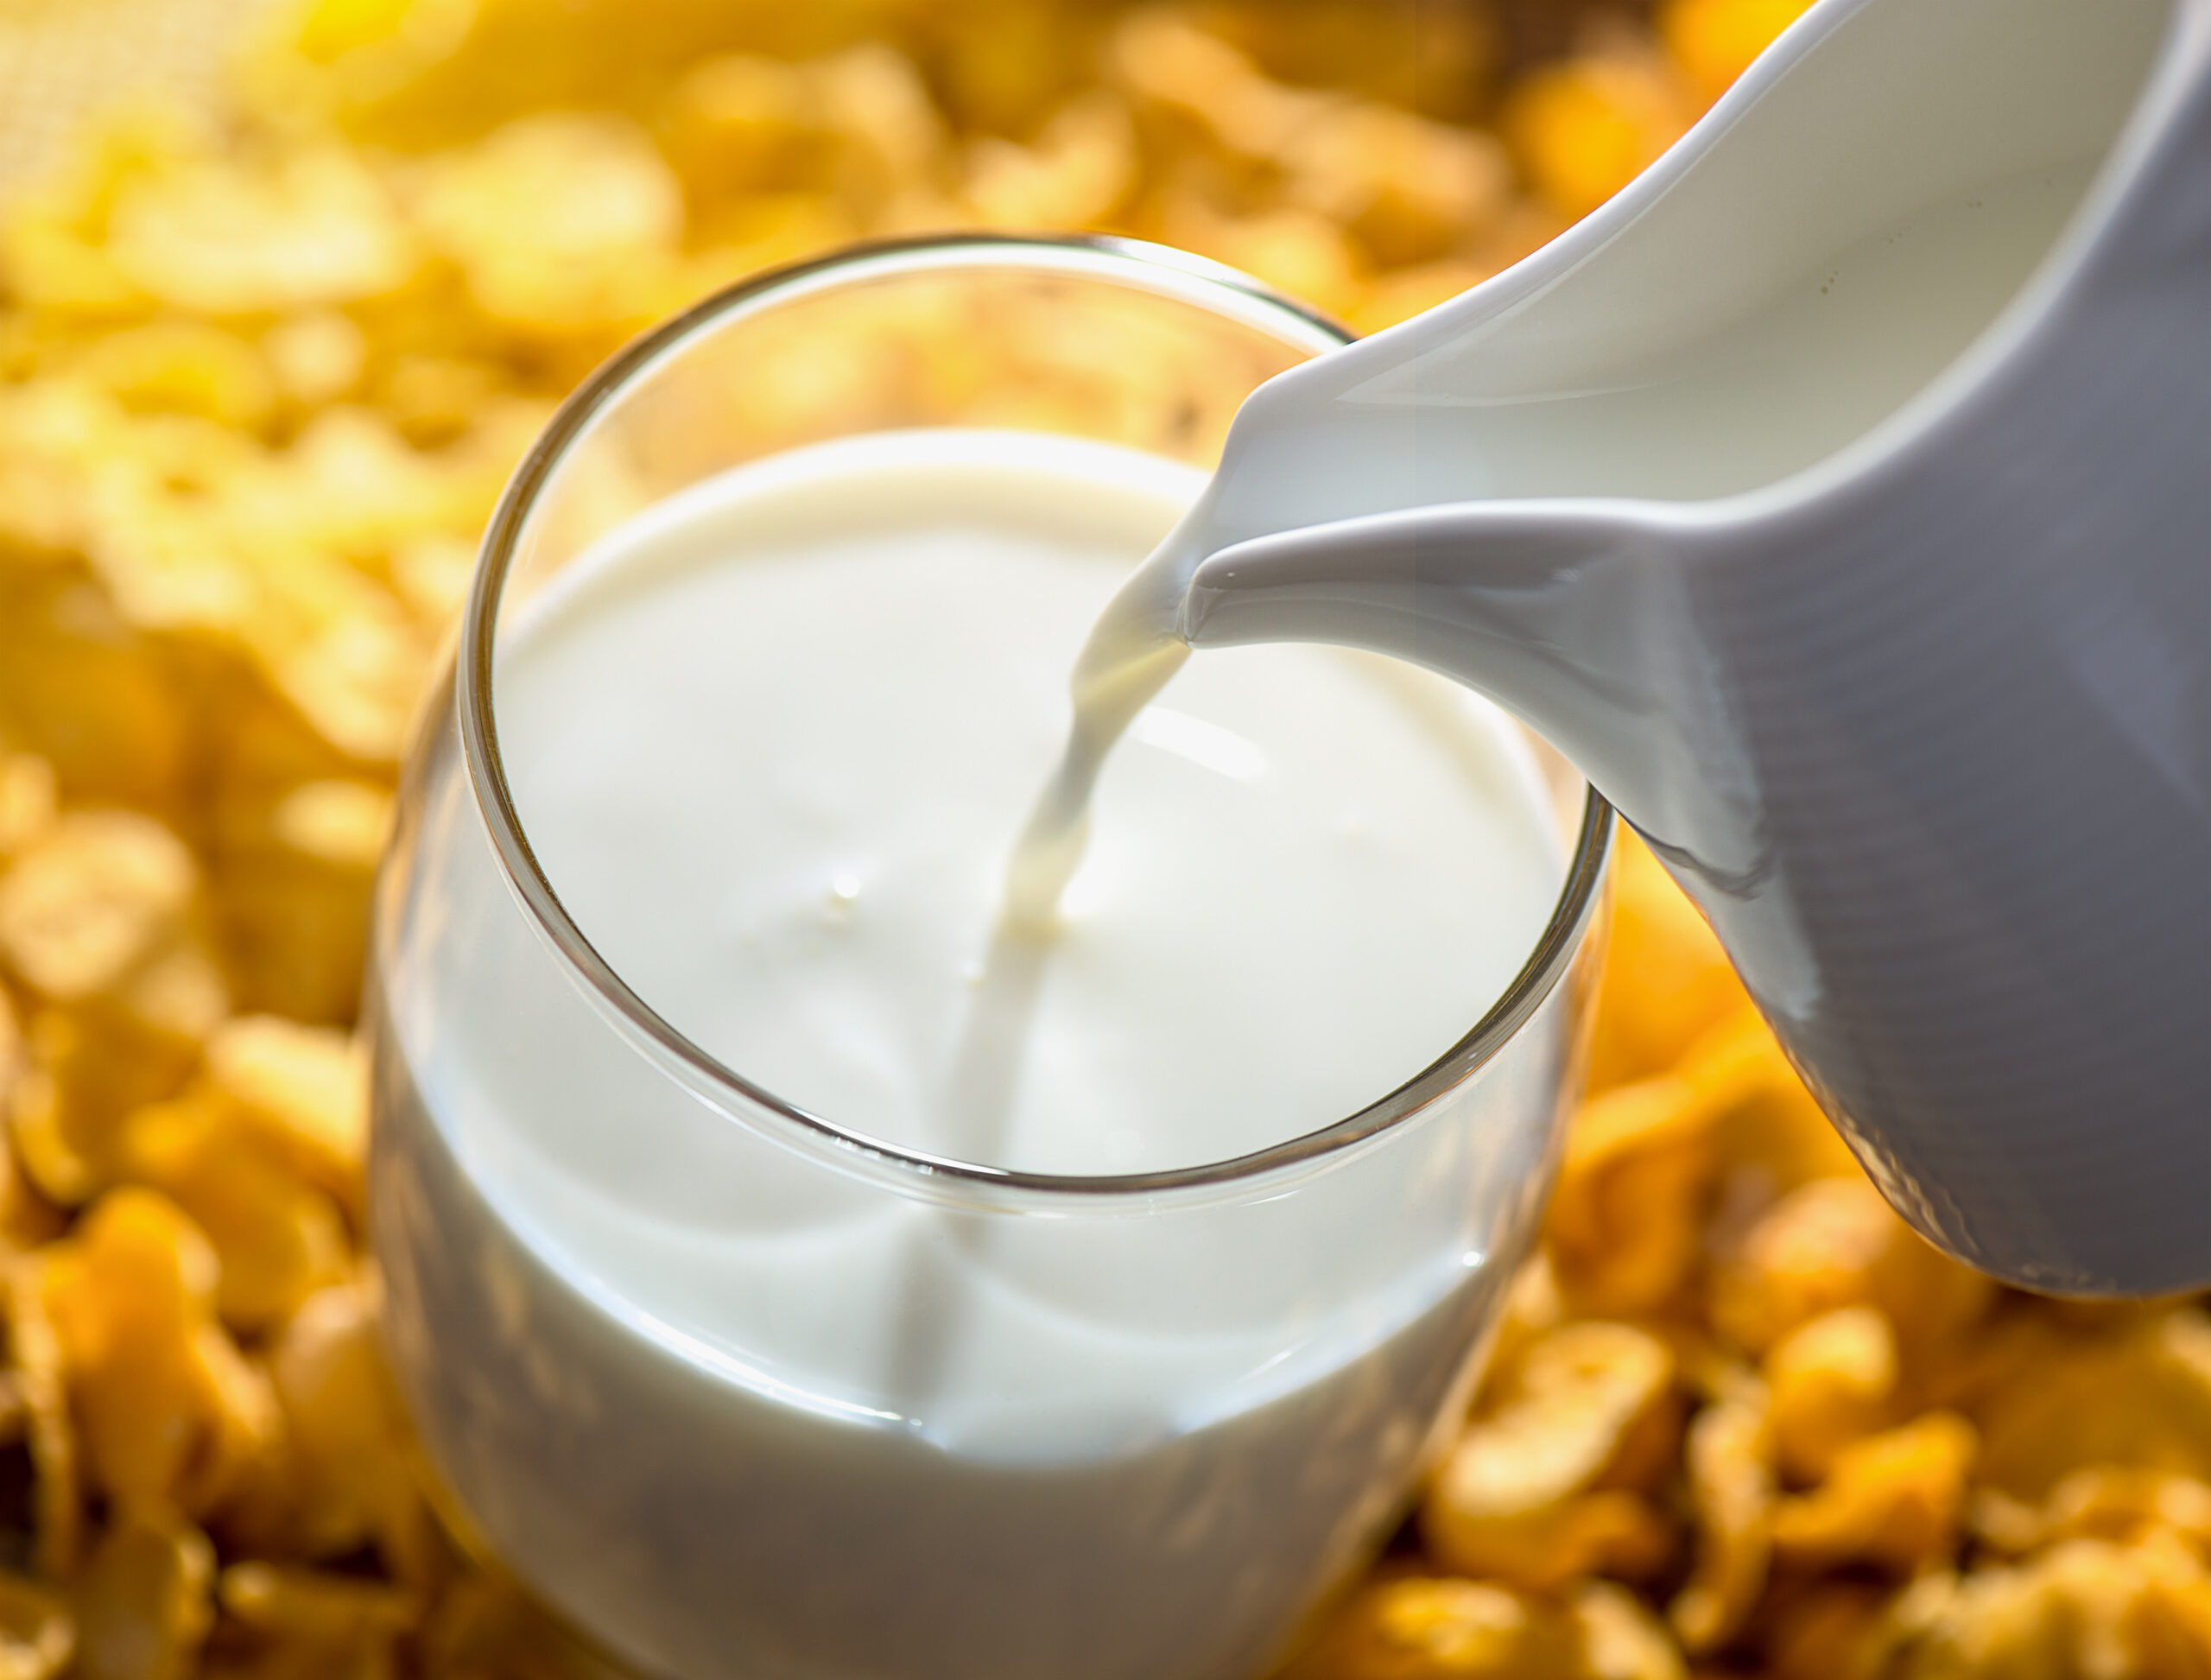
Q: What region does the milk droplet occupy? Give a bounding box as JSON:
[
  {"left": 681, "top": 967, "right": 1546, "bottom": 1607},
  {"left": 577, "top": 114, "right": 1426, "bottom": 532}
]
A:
[{"left": 824, "top": 873, "right": 863, "bottom": 919}]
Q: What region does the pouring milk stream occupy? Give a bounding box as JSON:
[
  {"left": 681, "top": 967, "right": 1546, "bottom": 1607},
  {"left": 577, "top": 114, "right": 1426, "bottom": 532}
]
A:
[{"left": 1025, "top": 0, "right": 2211, "bottom": 1295}]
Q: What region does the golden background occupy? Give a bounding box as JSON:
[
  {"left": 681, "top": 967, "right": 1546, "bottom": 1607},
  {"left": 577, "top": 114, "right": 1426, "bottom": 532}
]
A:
[{"left": 0, "top": 3, "right": 2203, "bottom": 1677}]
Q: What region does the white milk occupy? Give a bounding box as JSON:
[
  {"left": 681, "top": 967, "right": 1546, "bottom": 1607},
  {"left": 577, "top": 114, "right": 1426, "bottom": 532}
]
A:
[
  {"left": 496, "top": 429, "right": 1558, "bottom": 1175},
  {"left": 371, "top": 428, "right": 1575, "bottom": 1680}
]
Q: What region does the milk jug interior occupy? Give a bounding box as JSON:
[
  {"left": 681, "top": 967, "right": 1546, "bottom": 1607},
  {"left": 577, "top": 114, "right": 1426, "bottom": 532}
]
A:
[{"left": 1183, "top": 0, "right": 2176, "bottom": 554}]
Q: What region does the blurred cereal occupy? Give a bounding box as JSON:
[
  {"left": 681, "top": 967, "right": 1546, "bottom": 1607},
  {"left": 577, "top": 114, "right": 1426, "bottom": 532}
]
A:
[
  {"left": 70, "top": 1506, "right": 212, "bottom": 1680},
  {"left": 1668, "top": 1368, "right": 1773, "bottom": 1654},
  {"left": 1422, "top": 1321, "right": 1679, "bottom": 1592}
]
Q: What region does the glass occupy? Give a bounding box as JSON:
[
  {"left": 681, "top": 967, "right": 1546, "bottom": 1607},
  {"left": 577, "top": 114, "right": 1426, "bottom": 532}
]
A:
[{"left": 367, "top": 235, "right": 1614, "bottom": 1680}]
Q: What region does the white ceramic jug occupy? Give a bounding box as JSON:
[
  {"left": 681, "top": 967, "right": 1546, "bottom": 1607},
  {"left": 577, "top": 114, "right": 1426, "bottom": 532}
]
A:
[{"left": 1168, "top": 0, "right": 2211, "bottom": 1294}]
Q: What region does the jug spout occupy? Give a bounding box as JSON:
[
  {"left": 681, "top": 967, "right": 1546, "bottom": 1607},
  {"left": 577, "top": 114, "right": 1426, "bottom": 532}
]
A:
[{"left": 1181, "top": 503, "right": 1760, "bottom": 889}]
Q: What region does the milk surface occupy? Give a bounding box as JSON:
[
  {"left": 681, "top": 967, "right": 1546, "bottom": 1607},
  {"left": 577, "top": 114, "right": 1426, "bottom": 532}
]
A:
[
  {"left": 495, "top": 429, "right": 1558, "bottom": 1176},
  {"left": 370, "top": 428, "right": 1574, "bottom": 1680}
]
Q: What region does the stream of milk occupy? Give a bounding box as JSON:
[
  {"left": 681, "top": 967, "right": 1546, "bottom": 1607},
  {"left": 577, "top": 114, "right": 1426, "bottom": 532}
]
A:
[{"left": 1003, "top": 164, "right": 2093, "bottom": 929}]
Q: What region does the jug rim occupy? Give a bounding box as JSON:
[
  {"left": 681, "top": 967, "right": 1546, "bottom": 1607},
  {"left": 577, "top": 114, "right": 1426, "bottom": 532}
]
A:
[{"left": 456, "top": 231, "right": 1617, "bottom": 1214}]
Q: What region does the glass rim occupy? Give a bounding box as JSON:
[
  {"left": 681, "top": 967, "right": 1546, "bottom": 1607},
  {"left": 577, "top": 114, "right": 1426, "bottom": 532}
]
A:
[{"left": 459, "top": 231, "right": 1616, "bottom": 1209}]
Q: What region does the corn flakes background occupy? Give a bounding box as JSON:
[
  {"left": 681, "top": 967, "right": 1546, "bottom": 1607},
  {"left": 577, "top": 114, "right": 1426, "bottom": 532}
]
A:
[{"left": 0, "top": 1, "right": 2203, "bottom": 1677}]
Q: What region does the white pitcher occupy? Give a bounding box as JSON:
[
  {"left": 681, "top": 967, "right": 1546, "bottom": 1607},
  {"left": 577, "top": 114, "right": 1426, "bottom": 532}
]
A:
[{"left": 1167, "top": 0, "right": 2210, "bottom": 1294}]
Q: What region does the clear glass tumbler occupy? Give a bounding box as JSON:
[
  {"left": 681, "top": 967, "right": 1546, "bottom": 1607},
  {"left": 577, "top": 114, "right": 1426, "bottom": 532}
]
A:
[{"left": 368, "top": 235, "right": 1613, "bottom": 1680}]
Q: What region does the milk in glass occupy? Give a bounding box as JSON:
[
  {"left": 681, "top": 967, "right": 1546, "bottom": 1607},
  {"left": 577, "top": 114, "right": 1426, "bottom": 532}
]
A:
[{"left": 369, "top": 428, "right": 1574, "bottom": 1680}]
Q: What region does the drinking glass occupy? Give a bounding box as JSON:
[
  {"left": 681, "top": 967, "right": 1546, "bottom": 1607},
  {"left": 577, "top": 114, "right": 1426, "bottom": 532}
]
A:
[{"left": 368, "top": 234, "right": 1613, "bottom": 1680}]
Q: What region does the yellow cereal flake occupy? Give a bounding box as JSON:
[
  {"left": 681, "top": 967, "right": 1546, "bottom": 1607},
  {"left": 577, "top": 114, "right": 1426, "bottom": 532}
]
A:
[
  {"left": 6, "top": 1267, "right": 79, "bottom": 1580},
  {"left": 1763, "top": 1582, "right": 1896, "bottom": 1680},
  {"left": 666, "top": 54, "right": 824, "bottom": 197},
  {"left": 1697, "top": 1010, "right": 1866, "bottom": 1200},
  {"left": 69, "top": 1507, "right": 213, "bottom": 1680},
  {"left": 1293, "top": 1575, "right": 1686, "bottom": 1680},
  {"left": 0, "top": 762, "right": 59, "bottom": 861},
  {"left": 276, "top": 0, "right": 475, "bottom": 70},
  {"left": 269, "top": 782, "right": 393, "bottom": 873},
  {"left": 1711, "top": 1176, "right": 1992, "bottom": 1359},
  {"left": 106, "top": 146, "right": 418, "bottom": 317},
  {"left": 1425, "top": 1322, "right": 1678, "bottom": 1589},
  {"left": 1503, "top": 52, "right": 1695, "bottom": 224},
  {"left": 1871, "top": 1534, "right": 2211, "bottom": 1678},
  {"left": 1771, "top": 1412, "right": 1977, "bottom": 1577},
  {"left": 1289, "top": 1576, "right": 1586, "bottom": 1680},
  {"left": 120, "top": 1096, "right": 349, "bottom": 1334},
  {"left": 0, "top": 105, "right": 201, "bottom": 319},
  {"left": 2, "top": 215, "right": 138, "bottom": 319},
  {"left": 1658, "top": 0, "right": 1817, "bottom": 104},
  {"left": 1485, "top": 1252, "right": 1565, "bottom": 1385},
  {"left": 1277, "top": 103, "right": 1511, "bottom": 269},
  {"left": 0, "top": 1571, "right": 72, "bottom": 1680},
  {"left": 1970, "top": 1308, "right": 2211, "bottom": 1504},
  {"left": 814, "top": 45, "right": 954, "bottom": 222},
  {"left": 414, "top": 1569, "right": 618, "bottom": 1680},
  {"left": 0, "top": 1119, "right": 66, "bottom": 1260},
  {"left": 262, "top": 598, "right": 429, "bottom": 770},
  {"left": 1159, "top": 200, "right": 1368, "bottom": 320},
  {"left": 43, "top": 1191, "right": 236, "bottom": 1512},
  {"left": 1546, "top": 1075, "right": 1716, "bottom": 1318},
  {"left": 76, "top": 325, "right": 277, "bottom": 434},
  {"left": 260, "top": 313, "right": 369, "bottom": 409},
  {"left": 12, "top": 1001, "right": 207, "bottom": 1208},
  {"left": 182, "top": 1326, "right": 287, "bottom": 1526},
  {"left": 1346, "top": 260, "right": 1498, "bottom": 335},
  {"left": 203, "top": 1017, "right": 369, "bottom": 1202},
  {"left": 1765, "top": 1305, "right": 1898, "bottom": 1486},
  {"left": 411, "top": 113, "right": 685, "bottom": 334},
  {"left": 1669, "top": 1374, "right": 1773, "bottom": 1653},
  {"left": 218, "top": 1560, "right": 414, "bottom": 1642},
  {"left": 1570, "top": 1582, "right": 1685, "bottom": 1680},
  {"left": 966, "top": 95, "right": 1137, "bottom": 231},
  {"left": 1112, "top": 11, "right": 1321, "bottom": 161},
  {"left": 387, "top": 535, "right": 478, "bottom": 626},
  {"left": 257, "top": 405, "right": 495, "bottom": 567},
  {"left": 0, "top": 989, "right": 16, "bottom": 1102},
  {"left": 0, "top": 814, "right": 196, "bottom": 1005},
  {"left": 210, "top": 807, "right": 386, "bottom": 1030},
  {"left": 0, "top": 3, "right": 2168, "bottom": 1676},
  {"left": 1584, "top": 834, "right": 1746, "bottom": 1091},
  {"left": 1977, "top": 1467, "right": 2211, "bottom": 1562}
]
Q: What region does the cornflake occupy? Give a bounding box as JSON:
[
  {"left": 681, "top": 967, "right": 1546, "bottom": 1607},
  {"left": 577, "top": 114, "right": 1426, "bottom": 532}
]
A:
[
  {"left": 0, "top": 814, "right": 198, "bottom": 1005},
  {"left": 1764, "top": 1305, "right": 1898, "bottom": 1485},
  {"left": 69, "top": 1506, "right": 212, "bottom": 1680},
  {"left": 1669, "top": 1372, "right": 1774, "bottom": 1653},
  {"left": 1423, "top": 1322, "right": 1678, "bottom": 1590},
  {"left": 411, "top": 113, "right": 685, "bottom": 334},
  {"left": 0, "top": 1570, "right": 72, "bottom": 1680},
  {"left": 105, "top": 145, "right": 419, "bottom": 316}
]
